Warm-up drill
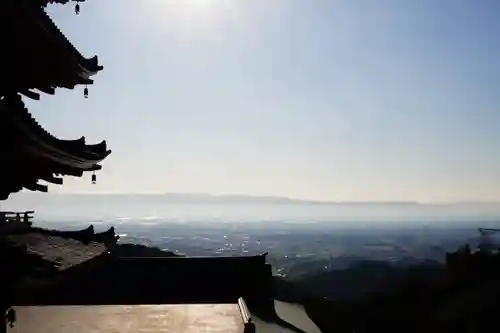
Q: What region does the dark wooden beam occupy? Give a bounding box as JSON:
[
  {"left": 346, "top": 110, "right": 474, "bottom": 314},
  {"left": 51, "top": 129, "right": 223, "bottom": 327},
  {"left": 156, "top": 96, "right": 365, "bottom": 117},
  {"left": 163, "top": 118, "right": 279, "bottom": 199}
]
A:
[
  {"left": 20, "top": 90, "right": 40, "bottom": 100},
  {"left": 24, "top": 183, "right": 48, "bottom": 193},
  {"left": 40, "top": 174, "right": 64, "bottom": 185},
  {"left": 38, "top": 87, "right": 55, "bottom": 95}
]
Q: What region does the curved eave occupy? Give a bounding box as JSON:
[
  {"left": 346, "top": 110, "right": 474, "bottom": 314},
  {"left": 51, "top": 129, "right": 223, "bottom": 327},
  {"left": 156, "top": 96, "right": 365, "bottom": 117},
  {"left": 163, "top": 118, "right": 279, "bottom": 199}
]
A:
[
  {"left": 21, "top": 114, "right": 112, "bottom": 161},
  {"left": 2, "top": 96, "right": 111, "bottom": 169},
  {"left": 14, "top": 0, "right": 103, "bottom": 86},
  {"left": 78, "top": 56, "right": 104, "bottom": 80},
  {"left": 35, "top": 3, "right": 103, "bottom": 76},
  {"left": 21, "top": 129, "right": 112, "bottom": 170},
  {"left": 0, "top": 1, "right": 104, "bottom": 98}
]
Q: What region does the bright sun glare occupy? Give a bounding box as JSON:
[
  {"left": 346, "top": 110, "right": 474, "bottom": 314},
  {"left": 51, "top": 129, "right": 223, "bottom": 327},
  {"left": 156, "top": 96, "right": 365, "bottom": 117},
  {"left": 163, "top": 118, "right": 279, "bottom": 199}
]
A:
[
  {"left": 186, "top": 0, "right": 213, "bottom": 6},
  {"left": 148, "top": 0, "right": 218, "bottom": 19},
  {"left": 174, "top": 0, "right": 214, "bottom": 12},
  {"left": 144, "top": 0, "right": 236, "bottom": 32}
]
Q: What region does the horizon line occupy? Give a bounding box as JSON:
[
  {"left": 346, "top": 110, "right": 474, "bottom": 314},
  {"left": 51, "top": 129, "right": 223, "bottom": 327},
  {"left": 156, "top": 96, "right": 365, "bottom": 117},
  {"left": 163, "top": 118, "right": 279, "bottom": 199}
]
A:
[{"left": 14, "top": 191, "right": 500, "bottom": 205}]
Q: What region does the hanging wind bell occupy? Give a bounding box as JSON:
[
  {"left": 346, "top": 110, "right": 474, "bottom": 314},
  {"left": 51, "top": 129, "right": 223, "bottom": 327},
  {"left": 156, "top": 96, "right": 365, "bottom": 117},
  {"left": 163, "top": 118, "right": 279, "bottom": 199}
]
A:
[
  {"left": 91, "top": 171, "right": 96, "bottom": 184},
  {"left": 84, "top": 85, "right": 88, "bottom": 98},
  {"left": 75, "top": 0, "right": 85, "bottom": 15}
]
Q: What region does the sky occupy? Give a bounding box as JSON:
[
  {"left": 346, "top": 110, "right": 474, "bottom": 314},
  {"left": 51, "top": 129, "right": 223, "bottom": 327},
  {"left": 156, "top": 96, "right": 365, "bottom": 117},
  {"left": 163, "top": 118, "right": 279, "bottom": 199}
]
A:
[{"left": 22, "top": 0, "right": 500, "bottom": 202}]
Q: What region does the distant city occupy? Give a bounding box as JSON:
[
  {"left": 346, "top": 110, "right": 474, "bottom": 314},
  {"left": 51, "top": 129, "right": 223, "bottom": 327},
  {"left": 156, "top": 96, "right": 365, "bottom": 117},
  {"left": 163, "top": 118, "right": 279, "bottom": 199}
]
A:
[
  {"left": 5, "top": 191, "right": 500, "bottom": 331},
  {"left": 6, "top": 192, "right": 499, "bottom": 282}
]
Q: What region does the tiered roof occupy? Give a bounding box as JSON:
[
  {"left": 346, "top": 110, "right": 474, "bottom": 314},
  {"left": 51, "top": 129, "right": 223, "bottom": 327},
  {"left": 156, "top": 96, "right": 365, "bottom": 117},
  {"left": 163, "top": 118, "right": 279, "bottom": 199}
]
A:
[{"left": 0, "top": 0, "right": 110, "bottom": 199}]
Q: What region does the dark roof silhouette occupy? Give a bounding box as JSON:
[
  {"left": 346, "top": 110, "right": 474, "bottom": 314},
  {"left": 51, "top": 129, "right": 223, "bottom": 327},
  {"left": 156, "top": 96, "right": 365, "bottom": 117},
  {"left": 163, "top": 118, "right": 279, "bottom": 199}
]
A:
[
  {"left": 1, "top": 0, "right": 102, "bottom": 98},
  {"left": 0, "top": 0, "right": 110, "bottom": 200}
]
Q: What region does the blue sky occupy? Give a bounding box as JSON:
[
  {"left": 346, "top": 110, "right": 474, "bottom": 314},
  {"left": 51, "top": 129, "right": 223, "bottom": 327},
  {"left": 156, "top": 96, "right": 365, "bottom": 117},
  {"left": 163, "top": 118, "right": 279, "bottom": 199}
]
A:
[{"left": 25, "top": 0, "right": 500, "bottom": 202}]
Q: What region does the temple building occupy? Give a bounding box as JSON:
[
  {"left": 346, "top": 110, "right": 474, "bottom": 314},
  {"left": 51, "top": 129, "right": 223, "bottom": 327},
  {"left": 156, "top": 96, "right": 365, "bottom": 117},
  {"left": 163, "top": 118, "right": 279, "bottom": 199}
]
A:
[
  {"left": 0, "top": 0, "right": 110, "bottom": 201},
  {"left": 0, "top": 1, "right": 321, "bottom": 332},
  {"left": 0, "top": 0, "right": 115, "bottom": 330}
]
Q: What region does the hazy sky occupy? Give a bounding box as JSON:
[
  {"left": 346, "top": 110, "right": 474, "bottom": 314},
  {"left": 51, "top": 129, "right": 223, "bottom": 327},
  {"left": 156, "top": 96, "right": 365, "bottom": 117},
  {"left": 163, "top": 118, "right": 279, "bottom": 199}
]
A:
[{"left": 26, "top": 0, "right": 500, "bottom": 202}]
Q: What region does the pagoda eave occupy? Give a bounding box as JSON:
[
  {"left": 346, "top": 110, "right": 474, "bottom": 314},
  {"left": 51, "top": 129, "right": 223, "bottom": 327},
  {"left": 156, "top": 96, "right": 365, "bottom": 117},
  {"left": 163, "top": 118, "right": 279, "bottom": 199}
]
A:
[
  {"left": 1, "top": 0, "right": 103, "bottom": 96},
  {"left": 0, "top": 94, "right": 111, "bottom": 199}
]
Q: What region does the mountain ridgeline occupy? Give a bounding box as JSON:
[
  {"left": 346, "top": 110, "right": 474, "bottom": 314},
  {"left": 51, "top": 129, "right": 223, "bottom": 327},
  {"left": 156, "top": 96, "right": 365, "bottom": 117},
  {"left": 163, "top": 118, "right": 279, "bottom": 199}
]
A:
[{"left": 5, "top": 192, "right": 424, "bottom": 206}]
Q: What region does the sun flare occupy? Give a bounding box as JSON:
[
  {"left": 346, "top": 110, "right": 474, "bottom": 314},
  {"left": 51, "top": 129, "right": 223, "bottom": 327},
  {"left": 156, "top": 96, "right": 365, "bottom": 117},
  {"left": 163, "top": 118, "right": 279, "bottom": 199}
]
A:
[
  {"left": 184, "top": 0, "right": 213, "bottom": 7},
  {"left": 138, "top": 0, "right": 243, "bottom": 35},
  {"left": 145, "top": 0, "right": 219, "bottom": 20},
  {"left": 170, "top": 0, "right": 215, "bottom": 14}
]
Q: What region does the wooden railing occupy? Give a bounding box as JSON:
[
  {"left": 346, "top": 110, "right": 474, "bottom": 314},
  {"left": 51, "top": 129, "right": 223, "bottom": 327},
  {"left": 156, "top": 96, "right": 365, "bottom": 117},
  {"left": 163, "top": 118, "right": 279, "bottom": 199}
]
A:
[
  {"left": 0, "top": 211, "right": 34, "bottom": 234},
  {"left": 1, "top": 210, "right": 34, "bottom": 224}
]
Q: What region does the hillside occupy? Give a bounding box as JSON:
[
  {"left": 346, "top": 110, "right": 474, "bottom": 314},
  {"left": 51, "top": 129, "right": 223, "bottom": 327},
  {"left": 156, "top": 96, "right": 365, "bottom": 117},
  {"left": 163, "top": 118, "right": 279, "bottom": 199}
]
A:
[{"left": 274, "top": 248, "right": 500, "bottom": 333}]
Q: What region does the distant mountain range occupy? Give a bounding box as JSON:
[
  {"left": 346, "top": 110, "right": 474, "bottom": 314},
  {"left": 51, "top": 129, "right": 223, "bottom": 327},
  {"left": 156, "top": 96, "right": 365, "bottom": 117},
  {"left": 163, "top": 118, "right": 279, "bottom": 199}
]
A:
[
  {"left": 8, "top": 192, "right": 424, "bottom": 205},
  {"left": 10, "top": 191, "right": 500, "bottom": 206},
  {"left": 154, "top": 193, "right": 419, "bottom": 205}
]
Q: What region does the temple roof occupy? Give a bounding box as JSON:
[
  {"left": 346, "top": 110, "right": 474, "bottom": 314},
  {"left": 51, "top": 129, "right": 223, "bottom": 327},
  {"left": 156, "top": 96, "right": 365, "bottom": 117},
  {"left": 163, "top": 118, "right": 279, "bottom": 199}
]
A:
[
  {"left": 1, "top": 0, "right": 102, "bottom": 98},
  {"left": 0, "top": 95, "right": 111, "bottom": 199},
  {"left": 3, "top": 225, "right": 117, "bottom": 306},
  {"left": 0, "top": 0, "right": 111, "bottom": 200},
  {"left": 8, "top": 233, "right": 109, "bottom": 272}
]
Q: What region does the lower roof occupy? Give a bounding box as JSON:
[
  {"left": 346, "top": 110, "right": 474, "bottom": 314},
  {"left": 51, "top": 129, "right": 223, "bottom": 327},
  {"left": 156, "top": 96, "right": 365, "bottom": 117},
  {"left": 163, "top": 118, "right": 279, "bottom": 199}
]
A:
[{"left": 7, "top": 232, "right": 108, "bottom": 272}]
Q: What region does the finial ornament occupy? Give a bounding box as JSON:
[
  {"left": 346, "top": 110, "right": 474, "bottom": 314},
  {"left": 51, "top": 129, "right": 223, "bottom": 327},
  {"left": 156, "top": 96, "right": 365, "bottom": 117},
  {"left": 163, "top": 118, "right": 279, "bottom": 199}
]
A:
[{"left": 5, "top": 307, "right": 16, "bottom": 328}]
